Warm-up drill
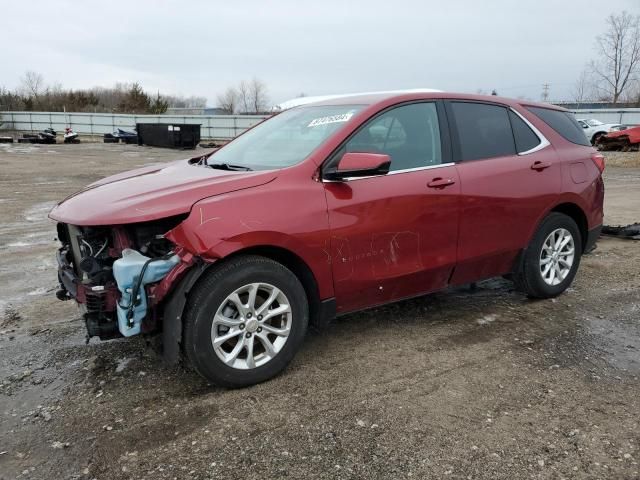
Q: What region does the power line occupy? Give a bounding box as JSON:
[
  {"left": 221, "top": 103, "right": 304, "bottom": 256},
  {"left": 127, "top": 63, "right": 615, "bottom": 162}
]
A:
[{"left": 541, "top": 83, "right": 550, "bottom": 102}]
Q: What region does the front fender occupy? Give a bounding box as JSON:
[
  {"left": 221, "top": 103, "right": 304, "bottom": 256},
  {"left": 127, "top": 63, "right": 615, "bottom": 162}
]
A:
[{"left": 165, "top": 179, "right": 333, "bottom": 299}]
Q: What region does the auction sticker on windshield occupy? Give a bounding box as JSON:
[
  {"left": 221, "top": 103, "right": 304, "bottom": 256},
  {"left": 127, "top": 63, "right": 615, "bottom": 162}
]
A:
[{"left": 308, "top": 112, "right": 355, "bottom": 127}]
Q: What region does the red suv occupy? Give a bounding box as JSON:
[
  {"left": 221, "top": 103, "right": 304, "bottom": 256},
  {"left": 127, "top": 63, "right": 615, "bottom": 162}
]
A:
[{"left": 50, "top": 92, "right": 604, "bottom": 387}]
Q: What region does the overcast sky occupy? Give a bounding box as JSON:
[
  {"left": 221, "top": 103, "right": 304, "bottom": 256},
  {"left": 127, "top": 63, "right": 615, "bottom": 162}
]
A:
[{"left": 2, "top": 0, "right": 639, "bottom": 107}]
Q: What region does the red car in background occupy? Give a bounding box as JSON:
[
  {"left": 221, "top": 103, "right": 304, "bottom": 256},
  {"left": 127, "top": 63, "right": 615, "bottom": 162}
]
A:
[
  {"left": 597, "top": 124, "right": 640, "bottom": 151},
  {"left": 50, "top": 91, "right": 605, "bottom": 387}
]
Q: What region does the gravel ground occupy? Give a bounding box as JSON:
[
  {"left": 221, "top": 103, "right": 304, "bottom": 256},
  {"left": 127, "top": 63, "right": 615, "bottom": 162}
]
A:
[{"left": 0, "top": 143, "right": 639, "bottom": 480}]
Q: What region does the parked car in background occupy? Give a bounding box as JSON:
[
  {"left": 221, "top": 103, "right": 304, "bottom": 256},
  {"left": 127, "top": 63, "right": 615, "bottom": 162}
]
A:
[
  {"left": 50, "top": 91, "right": 605, "bottom": 387},
  {"left": 576, "top": 118, "right": 624, "bottom": 145}
]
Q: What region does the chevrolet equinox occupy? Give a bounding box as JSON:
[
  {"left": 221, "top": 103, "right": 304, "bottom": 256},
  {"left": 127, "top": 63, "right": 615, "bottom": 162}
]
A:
[{"left": 50, "top": 91, "right": 605, "bottom": 387}]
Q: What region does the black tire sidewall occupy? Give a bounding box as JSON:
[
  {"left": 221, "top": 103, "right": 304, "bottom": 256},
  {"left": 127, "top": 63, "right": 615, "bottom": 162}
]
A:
[
  {"left": 185, "top": 259, "right": 308, "bottom": 388},
  {"left": 523, "top": 213, "right": 582, "bottom": 298}
]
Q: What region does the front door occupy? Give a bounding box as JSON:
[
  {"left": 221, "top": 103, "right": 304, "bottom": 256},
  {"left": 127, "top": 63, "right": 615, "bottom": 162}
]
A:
[{"left": 323, "top": 102, "right": 460, "bottom": 313}]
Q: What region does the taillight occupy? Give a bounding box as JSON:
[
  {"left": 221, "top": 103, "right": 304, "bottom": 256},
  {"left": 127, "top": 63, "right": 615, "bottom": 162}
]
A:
[{"left": 591, "top": 152, "right": 605, "bottom": 173}]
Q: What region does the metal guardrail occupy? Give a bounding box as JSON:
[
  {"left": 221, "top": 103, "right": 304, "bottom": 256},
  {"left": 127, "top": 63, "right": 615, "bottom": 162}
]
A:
[
  {"left": 0, "top": 111, "right": 270, "bottom": 140},
  {"left": 571, "top": 108, "right": 640, "bottom": 126}
]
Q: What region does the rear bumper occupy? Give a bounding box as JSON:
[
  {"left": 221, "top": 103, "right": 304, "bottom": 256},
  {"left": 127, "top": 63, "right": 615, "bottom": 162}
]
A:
[{"left": 585, "top": 224, "right": 602, "bottom": 253}]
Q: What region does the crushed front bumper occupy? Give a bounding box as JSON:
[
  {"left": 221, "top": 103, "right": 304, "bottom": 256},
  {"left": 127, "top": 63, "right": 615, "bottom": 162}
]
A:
[{"left": 56, "top": 246, "right": 121, "bottom": 339}]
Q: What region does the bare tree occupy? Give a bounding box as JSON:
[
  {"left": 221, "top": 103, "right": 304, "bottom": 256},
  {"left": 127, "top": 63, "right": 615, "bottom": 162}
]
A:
[
  {"left": 572, "top": 69, "right": 593, "bottom": 106},
  {"left": 237, "top": 80, "right": 251, "bottom": 113},
  {"left": 21, "top": 71, "right": 44, "bottom": 99},
  {"left": 249, "top": 78, "right": 269, "bottom": 113},
  {"left": 216, "top": 87, "right": 238, "bottom": 113},
  {"left": 590, "top": 11, "right": 640, "bottom": 103}
]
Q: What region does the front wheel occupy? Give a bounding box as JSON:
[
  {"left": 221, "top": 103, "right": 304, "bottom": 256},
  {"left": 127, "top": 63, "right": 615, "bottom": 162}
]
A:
[
  {"left": 514, "top": 212, "right": 582, "bottom": 298},
  {"left": 592, "top": 132, "right": 605, "bottom": 145},
  {"left": 183, "top": 255, "right": 308, "bottom": 388}
]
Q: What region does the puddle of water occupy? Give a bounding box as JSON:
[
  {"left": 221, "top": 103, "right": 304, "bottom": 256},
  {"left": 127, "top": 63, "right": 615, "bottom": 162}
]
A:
[
  {"left": 584, "top": 314, "right": 640, "bottom": 372},
  {"left": 0, "top": 201, "right": 59, "bottom": 307}
]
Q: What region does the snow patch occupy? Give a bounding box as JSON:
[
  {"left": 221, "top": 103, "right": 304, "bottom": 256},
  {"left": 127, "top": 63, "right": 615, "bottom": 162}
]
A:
[
  {"left": 27, "top": 287, "right": 49, "bottom": 296},
  {"left": 477, "top": 314, "right": 497, "bottom": 326},
  {"left": 115, "top": 357, "right": 134, "bottom": 373}
]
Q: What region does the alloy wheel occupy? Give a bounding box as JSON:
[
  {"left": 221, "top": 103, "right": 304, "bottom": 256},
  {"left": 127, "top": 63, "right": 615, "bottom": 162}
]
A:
[
  {"left": 210, "top": 283, "right": 292, "bottom": 370},
  {"left": 539, "top": 228, "right": 575, "bottom": 286}
]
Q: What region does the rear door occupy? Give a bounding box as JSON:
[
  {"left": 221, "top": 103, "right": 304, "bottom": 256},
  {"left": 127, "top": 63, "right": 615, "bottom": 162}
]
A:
[
  {"left": 323, "top": 102, "right": 460, "bottom": 313},
  {"left": 447, "top": 101, "right": 561, "bottom": 285}
]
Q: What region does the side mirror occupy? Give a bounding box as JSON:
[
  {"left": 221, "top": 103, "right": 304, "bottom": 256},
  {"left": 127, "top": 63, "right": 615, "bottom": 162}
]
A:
[{"left": 325, "top": 152, "right": 391, "bottom": 181}]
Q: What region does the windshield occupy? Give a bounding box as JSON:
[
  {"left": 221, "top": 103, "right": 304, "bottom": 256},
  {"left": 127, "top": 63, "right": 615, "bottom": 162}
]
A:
[
  {"left": 207, "top": 105, "right": 363, "bottom": 170},
  {"left": 587, "top": 119, "right": 604, "bottom": 126}
]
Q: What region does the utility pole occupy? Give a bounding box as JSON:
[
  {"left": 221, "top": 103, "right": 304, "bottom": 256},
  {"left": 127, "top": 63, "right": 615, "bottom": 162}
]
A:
[{"left": 541, "top": 83, "right": 550, "bottom": 102}]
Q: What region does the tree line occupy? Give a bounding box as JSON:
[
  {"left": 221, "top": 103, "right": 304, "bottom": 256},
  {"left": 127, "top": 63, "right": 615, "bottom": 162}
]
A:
[{"left": 0, "top": 71, "right": 207, "bottom": 114}]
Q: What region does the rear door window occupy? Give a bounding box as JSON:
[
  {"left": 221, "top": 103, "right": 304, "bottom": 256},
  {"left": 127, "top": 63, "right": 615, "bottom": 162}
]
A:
[
  {"left": 450, "top": 102, "right": 516, "bottom": 161},
  {"left": 525, "top": 106, "right": 591, "bottom": 146},
  {"left": 508, "top": 111, "right": 541, "bottom": 153}
]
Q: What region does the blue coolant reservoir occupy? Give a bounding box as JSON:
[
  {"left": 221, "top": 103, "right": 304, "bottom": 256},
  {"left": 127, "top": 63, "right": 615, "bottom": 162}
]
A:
[{"left": 112, "top": 249, "right": 180, "bottom": 337}]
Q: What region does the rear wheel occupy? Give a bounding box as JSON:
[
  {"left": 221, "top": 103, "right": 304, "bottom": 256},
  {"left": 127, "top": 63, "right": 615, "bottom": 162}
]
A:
[
  {"left": 183, "top": 255, "right": 308, "bottom": 387},
  {"left": 514, "top": 213, "right": 582, "bottom": 298}
]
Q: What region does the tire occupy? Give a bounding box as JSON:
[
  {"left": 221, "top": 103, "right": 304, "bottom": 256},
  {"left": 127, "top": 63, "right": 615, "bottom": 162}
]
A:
[
  {"left": 514, "top": 212, "right": 582, "bottom": 299},
  {"left": 183, "top": 255, "right": 309, "bottom": 388},
  {"left": 591, "top": 132, "right": 605, "bottom": 145}
]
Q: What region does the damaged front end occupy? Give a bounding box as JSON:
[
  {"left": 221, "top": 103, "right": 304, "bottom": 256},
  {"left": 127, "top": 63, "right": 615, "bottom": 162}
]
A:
[{"left": 55, "top": 216, "right": 193, "bottom": 340}]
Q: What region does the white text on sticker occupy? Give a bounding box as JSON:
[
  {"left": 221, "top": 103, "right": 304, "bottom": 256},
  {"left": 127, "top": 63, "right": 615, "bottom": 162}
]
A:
[{"left": 308, "top": 113, "right": 354, "bottom": 127}]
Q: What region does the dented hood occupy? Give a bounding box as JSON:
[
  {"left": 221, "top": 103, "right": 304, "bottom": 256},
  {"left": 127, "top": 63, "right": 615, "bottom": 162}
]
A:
[{"left": 49, "top": 159, "right": 277, "bottom": 225}]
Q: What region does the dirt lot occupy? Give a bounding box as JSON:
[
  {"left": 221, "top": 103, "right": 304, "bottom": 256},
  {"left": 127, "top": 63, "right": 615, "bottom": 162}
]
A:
[{"left": 0, "top": 143, "right": 639, "bottom": 480}]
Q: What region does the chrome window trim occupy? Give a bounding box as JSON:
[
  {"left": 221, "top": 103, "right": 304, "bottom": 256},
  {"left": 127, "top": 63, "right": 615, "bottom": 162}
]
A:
[
  {"left": 510, "top": 108, "right": 551, "bottom": 155},
  {"left": 321, "top": 162, "right": 455, "bottom": 183}
]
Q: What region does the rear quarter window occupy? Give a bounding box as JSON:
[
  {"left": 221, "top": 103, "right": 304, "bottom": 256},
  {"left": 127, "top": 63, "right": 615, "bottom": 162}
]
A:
[
  {"left": 508, "top": 111, "right": 541, "bottom": 153},
  {"left": 526, "top": 106, "right": 590, "bottom": 146}
]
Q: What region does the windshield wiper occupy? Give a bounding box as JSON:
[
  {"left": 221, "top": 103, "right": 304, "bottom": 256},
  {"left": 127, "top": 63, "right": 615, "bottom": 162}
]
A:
[{"left": 208, "top": 163, "right": 253, "bottom": 171}]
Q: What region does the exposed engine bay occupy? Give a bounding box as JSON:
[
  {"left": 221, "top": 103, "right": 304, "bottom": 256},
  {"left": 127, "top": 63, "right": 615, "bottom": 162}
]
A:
[{"left": 55, "top": 215, "right": 188, "bottom": 340}]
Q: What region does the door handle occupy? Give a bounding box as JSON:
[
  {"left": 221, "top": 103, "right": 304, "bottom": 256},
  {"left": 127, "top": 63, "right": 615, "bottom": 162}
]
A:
[
  {"left": 427, "top": 177, "right": 456, "bottom": 188},
  {"left": 530, "top": 161, "right": 551, "bottom": 171}
]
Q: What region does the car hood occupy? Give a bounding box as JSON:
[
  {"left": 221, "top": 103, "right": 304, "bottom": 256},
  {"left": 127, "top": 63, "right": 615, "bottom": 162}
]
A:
[{"left": 49, "top": 159, "right": 277, "bottom": 225}]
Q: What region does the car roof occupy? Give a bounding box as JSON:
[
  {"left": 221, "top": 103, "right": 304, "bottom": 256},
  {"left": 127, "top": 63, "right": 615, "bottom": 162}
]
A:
[
  {"left": 278, "top": 90, "right": 568, "bottom": 112},
  {"left": 272, "top": 89, "right": 442, "bottom": 110}
]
